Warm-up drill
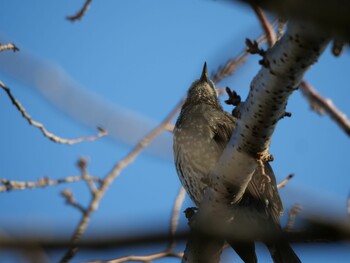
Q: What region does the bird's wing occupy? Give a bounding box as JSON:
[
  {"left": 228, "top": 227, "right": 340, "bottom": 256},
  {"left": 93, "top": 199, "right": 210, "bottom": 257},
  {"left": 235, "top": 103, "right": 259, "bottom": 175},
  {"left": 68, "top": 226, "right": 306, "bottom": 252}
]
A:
[
  {"left": 208, "top": 111, "right": 236, "bottom": 150},
  {"left": 208, "top": 110, "right": 283, "bottom": 224},
  {"left": 246, "top": 162, "right": 284, "bottom": 225}
]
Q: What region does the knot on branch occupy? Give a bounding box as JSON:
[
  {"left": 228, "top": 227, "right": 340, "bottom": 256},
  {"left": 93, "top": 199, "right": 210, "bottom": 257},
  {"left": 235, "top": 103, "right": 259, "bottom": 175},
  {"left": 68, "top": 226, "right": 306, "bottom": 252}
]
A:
[
  {"left": 224, "top": 87, "right": 244, "bottom": 118},
  {"left": 224, "top": 87, "right": 241, "bottom": 106},
  {"left": 246, "top": 38, "right": 266, "bottom": 56},
  {"left": 245, "top": 38, "right": 271, "bottom": 68}
]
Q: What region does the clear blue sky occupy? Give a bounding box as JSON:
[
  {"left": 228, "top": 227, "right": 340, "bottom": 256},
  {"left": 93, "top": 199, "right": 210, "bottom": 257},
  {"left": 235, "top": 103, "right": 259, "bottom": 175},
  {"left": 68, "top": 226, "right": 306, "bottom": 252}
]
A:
[{"left": 0, "top": 0, "right": 349, "bottom": 262}]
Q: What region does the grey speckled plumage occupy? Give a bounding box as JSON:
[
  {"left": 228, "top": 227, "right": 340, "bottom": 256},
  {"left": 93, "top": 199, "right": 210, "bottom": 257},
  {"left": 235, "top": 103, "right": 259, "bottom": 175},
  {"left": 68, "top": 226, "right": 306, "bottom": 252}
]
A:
[{"left": 173, "top": 63, "right": 300, "bottom": 263}]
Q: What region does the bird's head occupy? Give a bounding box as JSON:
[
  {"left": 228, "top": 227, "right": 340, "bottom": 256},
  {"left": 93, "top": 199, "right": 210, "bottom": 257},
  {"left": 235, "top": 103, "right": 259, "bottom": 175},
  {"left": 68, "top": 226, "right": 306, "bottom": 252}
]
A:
[{"left": 185, "top": 62, "right": 220, "bottom": 107}]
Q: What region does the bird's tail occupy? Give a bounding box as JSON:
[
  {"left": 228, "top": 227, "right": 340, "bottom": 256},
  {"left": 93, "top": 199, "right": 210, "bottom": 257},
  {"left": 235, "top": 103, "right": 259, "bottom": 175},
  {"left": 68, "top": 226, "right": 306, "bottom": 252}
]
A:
[
  {"left": 266, "top": 241, "right": 301, "bottom": 263},
  {"left": 229, "top": 241, "right": 257, "bottom": 263}
]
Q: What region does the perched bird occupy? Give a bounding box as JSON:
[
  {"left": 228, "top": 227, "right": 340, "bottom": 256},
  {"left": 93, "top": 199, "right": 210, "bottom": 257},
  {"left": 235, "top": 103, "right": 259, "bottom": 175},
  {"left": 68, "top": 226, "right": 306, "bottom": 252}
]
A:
[{"left": 173, "top": 63, "right": 300, "bottom": 263}]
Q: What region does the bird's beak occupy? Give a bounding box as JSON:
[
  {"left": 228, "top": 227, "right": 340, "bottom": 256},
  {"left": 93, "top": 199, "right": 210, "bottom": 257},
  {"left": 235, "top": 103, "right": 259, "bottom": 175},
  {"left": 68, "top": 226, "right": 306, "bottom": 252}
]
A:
[{"left": 199, "top": 62, "right": 209, "bottom": 83}]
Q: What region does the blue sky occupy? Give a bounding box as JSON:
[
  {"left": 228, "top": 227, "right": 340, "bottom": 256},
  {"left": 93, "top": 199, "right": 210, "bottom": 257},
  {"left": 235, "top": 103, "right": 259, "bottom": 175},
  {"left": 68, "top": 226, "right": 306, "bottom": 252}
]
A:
[{"left": 0, "top": 0, "right": 349, "bottom": 262}]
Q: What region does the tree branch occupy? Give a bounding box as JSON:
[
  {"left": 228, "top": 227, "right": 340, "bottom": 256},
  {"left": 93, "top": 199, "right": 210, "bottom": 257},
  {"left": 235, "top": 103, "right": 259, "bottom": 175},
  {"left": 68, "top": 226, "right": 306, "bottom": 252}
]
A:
[
  {"left": 0, "top": 175, "right": 102, "bottom": 192},
  {"left": 300, "top": 81, "right": 350, "bottom": 136},
  {"left": 211, "top": 32, "right": 267, "bottom": 84},
  {"left": 87, "top": 187, "right": 186, "bottom": 263},
  {"left": 240, "top": 0, "right": 350, "bottom": 38},
  {"left": 59, "top": 99, "right": 184, "bottom": 262},
  {"left": 87, "top": 251, "right": 182, "bottom": 263},
  {"left": 0, "top": 81, "right": 108, "bottom": 144},
  {"left": 66, "top": 0, "right": 92, "bottom": 22},
  {"left": 0, "top": 43, "right": 19, "bottom": 52},
  {"left": 277, "top": 173, "right": 294, "bottom": 189},
  {"left": 207, "top": 21, "right": 329, "bottom": 208},
  {"left": 251, "top": 4, "right": 276, "bottom": 46},
  {"left": 61, "top": 189, "right": 86, "bottom": 213}
]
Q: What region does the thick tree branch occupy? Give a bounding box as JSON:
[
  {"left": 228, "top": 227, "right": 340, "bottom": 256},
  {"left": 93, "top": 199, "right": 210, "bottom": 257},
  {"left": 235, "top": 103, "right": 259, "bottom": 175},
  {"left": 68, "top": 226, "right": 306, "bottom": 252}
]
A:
[{"left": 207, "top": 21, "right": 329, "bottom": 208}]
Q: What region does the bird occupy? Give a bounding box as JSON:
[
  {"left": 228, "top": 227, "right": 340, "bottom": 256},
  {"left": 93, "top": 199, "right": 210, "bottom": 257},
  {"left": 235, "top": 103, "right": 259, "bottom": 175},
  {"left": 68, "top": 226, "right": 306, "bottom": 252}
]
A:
[{"left": 173, "top": 62, "right": 300, "bottom": 263}]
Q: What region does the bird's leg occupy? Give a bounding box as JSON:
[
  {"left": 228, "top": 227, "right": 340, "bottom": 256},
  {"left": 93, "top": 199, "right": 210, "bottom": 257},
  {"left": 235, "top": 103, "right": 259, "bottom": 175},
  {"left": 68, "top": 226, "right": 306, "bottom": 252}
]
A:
[{"left": 256, "top": 152, "right": 273, "bottom": 193}]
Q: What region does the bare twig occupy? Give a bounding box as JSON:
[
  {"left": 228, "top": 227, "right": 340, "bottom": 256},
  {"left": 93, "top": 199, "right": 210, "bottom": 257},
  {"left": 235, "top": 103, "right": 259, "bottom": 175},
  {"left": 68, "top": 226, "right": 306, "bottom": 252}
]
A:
[
  {"left": 211, "top": 35, "right": 264, "bottom": 84},
  {"left": 86, "top": 187, "right": 186, "bottom": 263},
  {"left": 300, "top": 81, "right": 350, "bottom": 136},
  {"left": 277, "top": 173, "right": 294, "bottom": 189},
  {"left": 66, "top": 0, "right": 92, "bottom": 22},
  {"left": 286, "top": 204, "right": 302, "bottom": 231},
  {"left": 61, "top": 189, "right": 86, "bottom": 213},
  {"left": 87, "top": 251, "right": 182, "bottom": 263},
  {"left": 0, "top": 175, "right": 102, "bottom": 192},
  {"left": 168, "top": 186, "right": 186, "bottom": 251},
  {"left": 0, "top": 43, "right": 19, "bottom": 52},
  {"left": 169, "top": 187, "right": 186, "bottom": 237},
  {"left": 77, "top": 158, "right": 98, "bottom": 194},
  {"left": 164, "top": 123, "right": 175, "bottom": 133},
  {"left": 277, "top": 18, "right": 286, "bottom": 40},
  {"left": 245, "top": 38, "right": 266, "bottom": 56},
  {"left": 211, "top": 25, "right": 273, "bottom": 84},
  {"left": 60, "top": 99, "right": 184, "bottom": 263},
  {"left": 0, "top": 81, "right": 108, "bottom": 144},
  {"left": 251, "top": 4, "right": 276, "bottom": 46}
]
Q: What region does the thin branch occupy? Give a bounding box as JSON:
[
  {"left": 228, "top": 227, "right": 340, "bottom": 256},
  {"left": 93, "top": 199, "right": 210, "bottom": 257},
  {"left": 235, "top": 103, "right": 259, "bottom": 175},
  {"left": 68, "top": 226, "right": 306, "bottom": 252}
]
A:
[
  {"left": 164, "top": 123, "right": 175, "bottom": 133},
  {"left": 167, "top": 186, "right": 186, "bottom": 250},
  {"left": 286, "top": 204, "right": 302, "bottom": 231},
  {"left": 277, "top": 18, "right": 286, "bottom": 40},
  {"left": 87, "top": 251, "right": 182, "bottom": 263},
  {"left": 86, "top": 187, "right": 186, "bottom": 263},
  {"left": 211, "top": 33, "right": 265, "bottom": 84},
  {"left": 251, "top": 4, "right": 276, "bottom": 46},
  {"left": 169, "top": 187, "right": 186, "bottom": 237},
  {"left": 277, "top": 173, "right": 294, "bottom": 189},
  {"left": 0, "top": 43, "right": 19, "bottom": 52},
  {"left": 77, "top": 158, "right": 98, "bottom": 194},
  {"left": 0, "top": 81, "right": 108, "bottom": 144},
  {"left": 210, "top": 21, "right": 280, "bottom": 84},
  {"left": 60, "top": 99, "right": 184, "bottom": 263},
  {"left": 61, "top": 189, "right": 86, "bottom": 214},
  {"left": 0, "top": 175, "right": 102, "bottom": 192},
  {"left": 300, "top": 81, "right": 350, "bottom": 136},
  {"left": 66, "top": 0, "right": 92, "bottom": 22}
]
